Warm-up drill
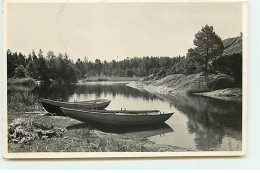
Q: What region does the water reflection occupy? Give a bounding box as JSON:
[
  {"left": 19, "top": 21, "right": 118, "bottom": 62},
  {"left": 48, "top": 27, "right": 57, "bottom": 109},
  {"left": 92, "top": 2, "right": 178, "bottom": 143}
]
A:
[
  {"left": 74, "top": 83, "right": 161, "bottom": 102},
  {"left": 36, "top": 83, "right": 76, "bottom": 100},
  {"left": 66, "top": 122, "right": 173, "bottom": 138},
  {"left": 7, "top": 83, "right": 76, "bottom": 101},
  {"left": 153, "top": 94, "right": 242, "bottom": 151},
  {"left": 7, "top": 82, "right": 242, "bottom": 151},
  {"left": 35, "top": 83, "right": 162, "bottom": 102}
]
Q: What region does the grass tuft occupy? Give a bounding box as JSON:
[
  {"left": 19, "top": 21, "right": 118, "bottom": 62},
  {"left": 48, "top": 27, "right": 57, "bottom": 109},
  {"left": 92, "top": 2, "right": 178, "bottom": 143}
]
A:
[
  {"left": 8, "top": 91, "right": 42, "bottom": 113},
  {"left": 8, "top": 77, "right": 36, "bottom": 86},
  {"left": 8, "top": 117, "right": 65, "bottom": 145}
]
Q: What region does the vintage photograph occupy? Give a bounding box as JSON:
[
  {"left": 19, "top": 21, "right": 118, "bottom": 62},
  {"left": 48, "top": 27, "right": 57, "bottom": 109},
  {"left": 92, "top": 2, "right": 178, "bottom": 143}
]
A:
[{"left": 3, "top": 1, "right": 247, "bottom": 158}]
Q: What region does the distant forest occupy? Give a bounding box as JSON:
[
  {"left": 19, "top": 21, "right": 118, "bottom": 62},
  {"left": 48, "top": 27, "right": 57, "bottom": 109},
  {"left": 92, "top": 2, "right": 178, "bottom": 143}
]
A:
[
  {"left": 7, "top": 25, "right": 242, "bottom": 86},
  {"left": 7, "top": 49, "right": 185, "bottom": 83}
]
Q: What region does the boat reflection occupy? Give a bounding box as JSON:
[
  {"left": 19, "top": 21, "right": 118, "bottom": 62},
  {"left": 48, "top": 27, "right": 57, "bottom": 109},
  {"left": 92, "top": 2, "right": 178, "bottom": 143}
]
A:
[{"left": 66, "top": 121, "right": 174, "bottom": 138}]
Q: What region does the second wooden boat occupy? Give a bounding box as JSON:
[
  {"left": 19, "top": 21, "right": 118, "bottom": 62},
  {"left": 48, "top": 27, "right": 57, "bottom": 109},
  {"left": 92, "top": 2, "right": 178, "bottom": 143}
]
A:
[
  {"left": 40, "top": 98, "right": 111, "bottom": 116},
  {"left": 60, "top": 107, "right": 173, "bottom": 125}
]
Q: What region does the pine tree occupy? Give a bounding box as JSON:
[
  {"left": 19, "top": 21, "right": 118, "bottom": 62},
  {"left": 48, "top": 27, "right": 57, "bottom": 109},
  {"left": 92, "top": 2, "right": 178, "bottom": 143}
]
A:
[{"left": 193, "top": 25, "right": 224, "bottom": 74}]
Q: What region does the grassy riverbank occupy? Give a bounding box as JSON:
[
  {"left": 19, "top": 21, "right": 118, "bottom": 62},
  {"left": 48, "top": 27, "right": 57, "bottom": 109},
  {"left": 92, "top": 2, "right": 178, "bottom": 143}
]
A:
[
  {"left": 7, "top": 91, "right": 190, "bottom": 152},
  {"left": 8, "top": 114, "right": 189, "bottom": 152},
  {"left": 7, "top": 91, "right": 43, "bottom": 114},
  {"left": 7, "top": 77, "right": 37, "bottom": 86}
]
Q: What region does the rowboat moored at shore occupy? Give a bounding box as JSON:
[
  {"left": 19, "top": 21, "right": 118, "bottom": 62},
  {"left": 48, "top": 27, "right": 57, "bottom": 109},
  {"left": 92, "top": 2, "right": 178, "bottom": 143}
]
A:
[
  {"left": 40, "top": 98, "right": 111, "bottom": 116},
  {"left": 60, "top": 107, "right": 173, "bottom": 125}
]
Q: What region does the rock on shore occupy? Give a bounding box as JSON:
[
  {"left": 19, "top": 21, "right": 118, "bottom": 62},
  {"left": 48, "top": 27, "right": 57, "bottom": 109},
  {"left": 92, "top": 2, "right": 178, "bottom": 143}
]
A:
[
  {"left": 193, "top": 88, "right": 242, "bottom": 102},
  {"left": 128, "top": 72, "right": 242, "bottom": 101}
]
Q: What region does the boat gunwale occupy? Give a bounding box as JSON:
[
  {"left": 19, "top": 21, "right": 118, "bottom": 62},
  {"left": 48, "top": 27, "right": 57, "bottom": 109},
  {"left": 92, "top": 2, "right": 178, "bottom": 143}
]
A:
[
  {"left": 61, "top": 107, "right": 173, "bottom": 117},
  {"left": 40, "top": 98, "right": 111, "bottom": 106}
]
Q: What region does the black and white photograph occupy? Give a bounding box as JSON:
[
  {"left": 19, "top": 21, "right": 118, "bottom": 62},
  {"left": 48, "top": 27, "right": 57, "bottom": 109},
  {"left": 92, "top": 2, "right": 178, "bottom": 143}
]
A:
[{"left": 2, "top": 0, "right": 247, "bottom": 158}]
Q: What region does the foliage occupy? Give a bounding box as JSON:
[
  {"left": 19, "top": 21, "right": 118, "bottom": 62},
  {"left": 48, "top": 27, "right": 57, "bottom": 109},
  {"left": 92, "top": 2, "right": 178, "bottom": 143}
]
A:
[
  {"left": 7, "top": 50, "right": 26, "bottom": 78},
  {"left": 193, "top": 25, "right": 224, "bottom": 73},
  {"left": 222, "top": 35, "right": 242, "bottom": 56},
  {"left": 212, "top": 53, "right": 242, "bottom": 87},
  {"left": 7, "top": 77, "right": 36, "bottom": 86},
  {"left": 13, "top": 65, "right": 26, "bottom": 78},
  {"left": 7, "top": 50, "right": 78, "bottom": 84},
  {"left": 8, "top": 117, "right": 65, "bottom": 144},
  {"left": 7, "top": 91, "right": 42, "bottom": 112},
  {"left": 168, "top": 56, "right": 204, "bottom": 75}
]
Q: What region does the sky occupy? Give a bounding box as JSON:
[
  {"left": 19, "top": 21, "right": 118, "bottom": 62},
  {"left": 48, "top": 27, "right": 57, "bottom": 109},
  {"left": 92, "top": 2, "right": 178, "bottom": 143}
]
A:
[{"left": 7, "top": 2, "right": 243, "bottom": 62}]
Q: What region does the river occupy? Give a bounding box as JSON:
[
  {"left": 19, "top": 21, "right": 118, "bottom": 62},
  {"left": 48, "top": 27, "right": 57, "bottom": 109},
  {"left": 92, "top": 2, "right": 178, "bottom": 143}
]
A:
[{"left": 8, "top": 81, "right": 242, "bottom": 151}]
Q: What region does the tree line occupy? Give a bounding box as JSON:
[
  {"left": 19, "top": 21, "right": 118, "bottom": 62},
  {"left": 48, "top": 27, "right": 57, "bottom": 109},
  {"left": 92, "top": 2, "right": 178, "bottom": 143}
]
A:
[
  {"left": 7, "top": 25, "right": 242, "bottom": 86},
  {"left": 7, "top": 49, "right": 80, "bottom": 83},
  {"left": 7, "top": 49, "right": 186, "bottom": 83}
]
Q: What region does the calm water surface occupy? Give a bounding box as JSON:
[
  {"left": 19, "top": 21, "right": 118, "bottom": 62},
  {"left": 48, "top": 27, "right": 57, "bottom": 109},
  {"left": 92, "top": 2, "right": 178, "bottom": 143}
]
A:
[{"left": 9, "top": 81, "right": 242, "bottom": 151}]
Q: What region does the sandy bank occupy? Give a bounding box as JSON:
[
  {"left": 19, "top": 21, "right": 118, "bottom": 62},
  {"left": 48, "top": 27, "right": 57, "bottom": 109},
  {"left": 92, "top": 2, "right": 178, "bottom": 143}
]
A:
[
  {"left": 127, "top": 73, "right": 242, "bottom": 102},
  {"left": 192, "top": 88, "right": 242, "bottom": 102}
]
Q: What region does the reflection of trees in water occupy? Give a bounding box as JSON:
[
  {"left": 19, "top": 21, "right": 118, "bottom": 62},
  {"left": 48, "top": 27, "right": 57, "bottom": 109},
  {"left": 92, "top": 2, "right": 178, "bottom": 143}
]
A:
[
  {"left": 8, "top": 83, "right": 163, "bottom": 103},
  {"left": 155, "top": 94, "right": 242, "bottom": 151},
  {"left": 7, "top": 83, "right": 76, "bottom": 101},
  {"left": 36, "top": 83, "right": 76, "bottom": 100},
  {"left": 74, "top": 84, "right": 161, "bottom": 101},
  {"left": 189, "top": 111, "right": 226, "bottom": 151}
]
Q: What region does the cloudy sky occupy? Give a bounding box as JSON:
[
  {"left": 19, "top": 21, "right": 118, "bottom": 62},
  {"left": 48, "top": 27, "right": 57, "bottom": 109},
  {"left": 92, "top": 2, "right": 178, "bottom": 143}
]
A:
[{"left": 7, "top": 2, "right": 243, "bottom": 61}]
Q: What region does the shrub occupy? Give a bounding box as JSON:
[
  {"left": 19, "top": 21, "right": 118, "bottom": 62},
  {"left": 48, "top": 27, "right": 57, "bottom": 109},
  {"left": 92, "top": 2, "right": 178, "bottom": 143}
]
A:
[
  {"left": 8, "top": 77, "right": 36, "bottom": 86},
  {"left": 13, "top": 65, "right": 26, "bottom": 78}
]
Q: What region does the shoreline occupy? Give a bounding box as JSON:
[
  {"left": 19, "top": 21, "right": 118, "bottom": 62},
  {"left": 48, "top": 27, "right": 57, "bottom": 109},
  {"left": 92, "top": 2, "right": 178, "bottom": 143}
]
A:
[
  {"left": 7, "top": 88, "right": 192, "bottom": 152},
  {"left": 192, "top": 88, "right": 242, "bottom": 102},
  {"left": 7, "top": 113, "right": 191, "bottom": 152},
  {"left": 127, "top": 75, "right": 242, "bottom": 102}
]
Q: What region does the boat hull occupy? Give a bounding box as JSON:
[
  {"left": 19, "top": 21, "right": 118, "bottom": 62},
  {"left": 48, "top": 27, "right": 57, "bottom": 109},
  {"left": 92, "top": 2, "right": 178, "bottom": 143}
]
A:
[
  {"left": 40, "top": 98, "right": 111, "bottom": 116},
  {"left": 61, "top": 108, "right": 173, "bottom": 125}
]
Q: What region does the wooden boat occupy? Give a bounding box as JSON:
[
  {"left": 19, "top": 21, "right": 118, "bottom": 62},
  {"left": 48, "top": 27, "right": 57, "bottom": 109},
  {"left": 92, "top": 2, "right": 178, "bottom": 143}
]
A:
[
  {"left": 60, "top": 107, "right": 173, "bottom": 125},
  {"left": 40, "top": 98, "right": 111, "bottom": 116}
]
